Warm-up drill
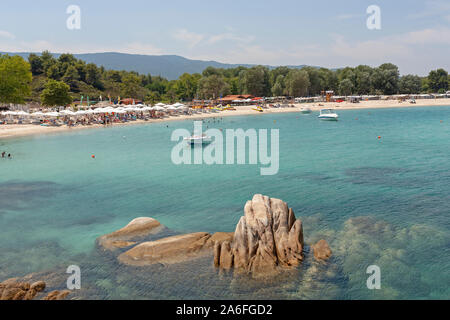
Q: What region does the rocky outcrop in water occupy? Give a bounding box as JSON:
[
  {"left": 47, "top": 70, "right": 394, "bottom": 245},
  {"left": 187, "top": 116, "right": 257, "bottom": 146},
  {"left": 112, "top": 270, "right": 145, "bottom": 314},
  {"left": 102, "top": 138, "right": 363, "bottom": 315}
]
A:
[
  {"left": 97, "top": 217, "right": 165, "bottom": 251},
  {"left": 118, "top": 232, "right": 233, "bottom": 266},
  {"left": 311, "top": 239, "right": 332, "bottom": 261},
  {"left": 98, "top": 195, "right": 331, "bottom": 278},
  {"left": 0, "top": 279, "right": 53, "bottom": 300},
  {"left": 214, "top": 194, "right": 305, "bottom": 276}
]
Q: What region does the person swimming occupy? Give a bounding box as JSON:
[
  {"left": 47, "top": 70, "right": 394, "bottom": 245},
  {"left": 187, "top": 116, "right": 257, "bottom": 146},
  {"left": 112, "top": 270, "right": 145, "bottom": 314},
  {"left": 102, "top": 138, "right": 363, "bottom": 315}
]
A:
[{"left": 7, "top": 153, "right": 11, "bottom": 159}]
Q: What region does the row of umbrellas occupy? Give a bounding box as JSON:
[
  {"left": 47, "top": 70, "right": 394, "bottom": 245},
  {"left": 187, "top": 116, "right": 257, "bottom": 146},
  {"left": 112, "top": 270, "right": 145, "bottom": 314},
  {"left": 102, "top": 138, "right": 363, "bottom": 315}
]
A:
[{"left": 1, "top": 103, "right": 189, "bottom": 118}]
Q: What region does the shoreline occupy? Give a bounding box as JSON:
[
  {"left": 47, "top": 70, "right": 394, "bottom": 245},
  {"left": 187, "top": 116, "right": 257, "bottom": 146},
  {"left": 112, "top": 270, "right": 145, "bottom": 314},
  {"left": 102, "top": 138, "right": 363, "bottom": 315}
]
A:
[{"left": 1, "top": 99, "right": 449, "bottom": 140}]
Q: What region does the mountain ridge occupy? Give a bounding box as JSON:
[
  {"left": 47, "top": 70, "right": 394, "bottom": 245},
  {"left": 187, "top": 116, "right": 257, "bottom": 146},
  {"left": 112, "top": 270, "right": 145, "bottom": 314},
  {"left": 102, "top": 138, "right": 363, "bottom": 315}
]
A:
[{"left": 0, "top": 51, "right": 317, "bottom": 80}]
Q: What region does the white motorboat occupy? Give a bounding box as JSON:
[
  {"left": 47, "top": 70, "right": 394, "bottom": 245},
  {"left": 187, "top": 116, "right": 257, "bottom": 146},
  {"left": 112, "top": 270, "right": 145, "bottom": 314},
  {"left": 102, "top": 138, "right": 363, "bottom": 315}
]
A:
[
  {"left": 184, "top": 134, "right": 212, "bottom": 145},
  {"left": 300, "top": 107, "right": 312, "bottom": 114},
  {"left": 318, "top": 109, "right": 339, "bottom": 121}
]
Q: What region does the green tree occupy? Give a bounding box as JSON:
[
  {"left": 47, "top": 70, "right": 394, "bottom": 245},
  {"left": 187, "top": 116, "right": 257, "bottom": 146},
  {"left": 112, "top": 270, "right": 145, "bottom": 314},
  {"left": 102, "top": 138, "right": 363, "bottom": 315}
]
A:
[
  {"left": 198, "top": 75, "right": 230, "bottom": 99},
  {"left": 339, "top": 78, "right": 354, "bottom": 96},
  {"left": 121, "top": 73, "right": 141, "bottom": 98},
  {"left": 285, "top": 69, "right": 310, "bottom": 97},
  {"left": 145, "top": 91, "right": 161, "bottom": 104},
  {"left": 303, "top": 67, "right": 322, "bottom": 96},
  {"left": 62, "top": 65, "right": 80, "bottom": 91},
  {"left": 175, "top": 73, "right": 201, "bottom": 100},
  {"left": 28, "top": 53, "right": 44, "bottom": 75},
  {"left": 40, "top": 51, "right": 56, "bottom": 74},
  {"left": 0, "top": 55, "right": 32, "bottom": 104},
  {"left": 46, "top": 64, "right": 61, "bottom": 80},
  {"left": 86, "top": 63, "right": 103, "bottom": 89},
  {"left": 428, "top": 69, "right": 448, "bottom": 92},
  {"left": 377, "top": 63, "right": 400, "bottom": 95},
  {"left": 40, "top": 79, "right": 72, "bottom": 106},
  {"left": 271, "top": 75, "right": 285, "bottom": 96},
  {"left": 239, "top": 66, "right": 270, "bottom": 96},
  {"left": 399, "top": 75, "right": 422, "bottom": 94}
]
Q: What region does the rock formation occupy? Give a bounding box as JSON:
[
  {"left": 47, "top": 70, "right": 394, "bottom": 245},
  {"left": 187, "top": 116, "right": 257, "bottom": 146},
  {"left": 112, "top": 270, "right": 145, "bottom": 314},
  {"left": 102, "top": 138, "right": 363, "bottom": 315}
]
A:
[
  {"left": 214, "top": 194, "right": 304, "bottom": 276},
  {"left": 311, "top": 239, "right": 332, "bottom": 261},
  {"left": 42, "top": 290, "right": 71, "bottom": 300},
  {"left": 118, "top": 231, "right": 233, "bottom": 266},
  {"left": 97, "top": 217, "right": 165, "bottom": 251},
  {"left": 0, "top": 279, "right": 51, "bottom": 300},
  {"left": 98, "top": 195, "right": 331, "bottom": 278}
]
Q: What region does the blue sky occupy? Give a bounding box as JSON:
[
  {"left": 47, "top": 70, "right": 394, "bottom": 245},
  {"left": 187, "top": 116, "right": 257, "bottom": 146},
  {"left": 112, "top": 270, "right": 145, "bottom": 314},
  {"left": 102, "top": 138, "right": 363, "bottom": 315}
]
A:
[{"left": 0, "top": 0, "right": 449, "bottom": 75}]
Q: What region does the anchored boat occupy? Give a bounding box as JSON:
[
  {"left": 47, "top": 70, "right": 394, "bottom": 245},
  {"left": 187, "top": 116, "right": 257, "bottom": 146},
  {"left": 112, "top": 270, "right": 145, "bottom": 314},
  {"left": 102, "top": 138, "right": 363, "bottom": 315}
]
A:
[
  {"left": 184, "top": 134, "right": 212, "bottom": 146},
  {"left": 318, "top": 109, "right": 339, "bottom": 121}
]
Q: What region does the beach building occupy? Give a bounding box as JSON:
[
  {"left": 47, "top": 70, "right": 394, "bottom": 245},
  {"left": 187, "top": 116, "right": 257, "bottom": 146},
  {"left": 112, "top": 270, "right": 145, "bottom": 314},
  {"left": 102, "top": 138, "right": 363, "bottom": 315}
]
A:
[
  {"left": 220, "top": 95, "right": 255, "bottom": 105},
  {"left": 120, "top": 98, "right": 143, "bottom": 105}
]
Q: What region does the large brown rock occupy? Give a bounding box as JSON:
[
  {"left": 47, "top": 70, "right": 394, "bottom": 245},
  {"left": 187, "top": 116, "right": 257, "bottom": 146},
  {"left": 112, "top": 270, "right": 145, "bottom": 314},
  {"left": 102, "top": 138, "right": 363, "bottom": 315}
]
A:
[
  {"left": 214, "top": 194, "right": 304, "bottom": 276},
  {"left": 0, "top": 279, "right": 46, "bottom": 300},
  {"left": 30, "top": 281, "right": 46, "bottom": 292},
  {"left": 311, "top": 239, "right": 332, "bottom": 261},
  {"left": 42, "top": 290, "right": 71, "bottom": 301},
  {"left": 97, "top": 217, "right": 165, "bottom": 251},
  {"left": 118, "top": 232, "right": 215, "bottom": 266}
]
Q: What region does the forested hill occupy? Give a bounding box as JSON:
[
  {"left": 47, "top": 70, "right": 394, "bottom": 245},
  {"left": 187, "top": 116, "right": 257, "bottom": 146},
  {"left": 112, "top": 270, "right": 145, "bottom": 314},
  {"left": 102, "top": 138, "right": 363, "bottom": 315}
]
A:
[{"left": 0, "top": 52, "right": 311, "bottom": 80}]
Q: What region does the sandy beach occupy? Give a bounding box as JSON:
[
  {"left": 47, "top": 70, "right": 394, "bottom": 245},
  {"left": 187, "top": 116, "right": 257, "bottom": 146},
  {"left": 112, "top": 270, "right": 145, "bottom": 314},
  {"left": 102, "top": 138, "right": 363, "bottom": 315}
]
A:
[{"left": 1, "top": 99, "right": 449, "bottom": 140}]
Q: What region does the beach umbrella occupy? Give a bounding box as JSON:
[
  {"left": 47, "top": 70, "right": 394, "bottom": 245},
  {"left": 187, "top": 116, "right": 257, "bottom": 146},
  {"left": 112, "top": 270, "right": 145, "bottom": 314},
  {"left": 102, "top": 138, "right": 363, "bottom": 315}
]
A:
[
  {"left": 60, "top": 110, "right": 76, "bottom": 116},
  {"left": 45, "top": 112, "right": 60, "bottom": 117},
  {"left": 93, "top": 108, "right": 107, "bottom": 113},
  {"left": 30, "top": 112, "right": 45, "bottom": 117}
]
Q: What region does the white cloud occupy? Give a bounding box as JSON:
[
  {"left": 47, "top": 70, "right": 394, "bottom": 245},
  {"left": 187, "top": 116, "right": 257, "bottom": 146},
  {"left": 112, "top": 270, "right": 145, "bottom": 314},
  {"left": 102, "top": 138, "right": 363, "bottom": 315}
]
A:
[
  {"left": 207, "top": 33, "right": 254, "bottom": 44},
  {"left": 335, "top": 14, "right": 363, "bottom": 21},
  {"left": 172, "top": 29, "right": 204, "bottom": 48},
  {"left": 401, "top": 27, "right": 450, "bottom": 45},
  {"left": 0, "top": 30, "right": 15, "bottom": 39},
  {"left": 188, "top": 27, "right": 450, "bottom": 75},
  {"left": 0, "top": 38, "right": 164, "bottom": 55},
  {"left": 408, "top": 0, "right": 450, "bottom": 19}
]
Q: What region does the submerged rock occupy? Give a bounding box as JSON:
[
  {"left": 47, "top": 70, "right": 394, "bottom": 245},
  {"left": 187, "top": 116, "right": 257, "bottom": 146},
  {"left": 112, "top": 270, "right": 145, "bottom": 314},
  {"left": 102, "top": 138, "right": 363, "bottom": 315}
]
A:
[
  {"left": 214, "top": 194, "right": 304, "bottom": 276},
  {"left": 0, "top": 279, "right": 53, "bottom": 301},
  {"left": 42, "top": 290, "right": 71, "bottom": 300},
  {"left": 118, "top": 232, "right": 233, "bottom": 266},
  {"left": 97, "top": 217, "right": 165, "bottom": 251},
  {"left": 311, "top": 239, "right": 332, "bottom": 261}
]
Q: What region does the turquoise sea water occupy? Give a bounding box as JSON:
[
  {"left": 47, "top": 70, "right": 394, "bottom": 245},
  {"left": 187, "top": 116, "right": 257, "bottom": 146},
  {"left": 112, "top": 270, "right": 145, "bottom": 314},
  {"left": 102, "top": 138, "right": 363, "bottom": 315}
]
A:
[{"left": 0, "top": 106, "right": 449, "bottom": 299}]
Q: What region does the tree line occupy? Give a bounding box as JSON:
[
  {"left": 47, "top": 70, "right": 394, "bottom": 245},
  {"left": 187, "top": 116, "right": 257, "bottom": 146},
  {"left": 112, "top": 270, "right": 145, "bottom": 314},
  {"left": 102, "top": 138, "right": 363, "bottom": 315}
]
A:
[{"left": 0, "top": 51, "right": 449, "bottom": 106}]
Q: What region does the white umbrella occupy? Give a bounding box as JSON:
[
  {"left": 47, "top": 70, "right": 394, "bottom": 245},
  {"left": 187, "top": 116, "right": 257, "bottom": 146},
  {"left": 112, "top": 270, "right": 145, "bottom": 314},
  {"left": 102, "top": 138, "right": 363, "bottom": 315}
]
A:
[
  {"left": 45, "top": 112, "right": 60, "bottom": 117},
  {"left": 93, "top": 108, "right": 106, "bottom": 113},
  {"left": 60, "top": 110, "right": 76, "bottom": 116},
  {"left": 31, "top": 112, "right": 45, "bottom": 117},
  {"left": 153, "top": 106, "right": 165, "bottom": 111},
  {"left": 154, "top": 103, "right": 166, "bottom": 107}
]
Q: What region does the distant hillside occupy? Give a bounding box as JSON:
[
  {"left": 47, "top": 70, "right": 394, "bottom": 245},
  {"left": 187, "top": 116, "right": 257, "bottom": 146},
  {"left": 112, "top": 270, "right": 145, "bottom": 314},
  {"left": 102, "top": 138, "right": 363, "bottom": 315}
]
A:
[{"left": 1, "top": 52, "right": 314, "bottom": 80}]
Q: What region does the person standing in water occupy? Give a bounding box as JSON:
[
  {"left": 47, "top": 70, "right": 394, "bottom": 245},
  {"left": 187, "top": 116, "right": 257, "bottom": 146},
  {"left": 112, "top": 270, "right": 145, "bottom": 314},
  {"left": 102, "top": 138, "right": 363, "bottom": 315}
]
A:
[{"left": 1, "top": 151, "right": 5, "bottom": 158}]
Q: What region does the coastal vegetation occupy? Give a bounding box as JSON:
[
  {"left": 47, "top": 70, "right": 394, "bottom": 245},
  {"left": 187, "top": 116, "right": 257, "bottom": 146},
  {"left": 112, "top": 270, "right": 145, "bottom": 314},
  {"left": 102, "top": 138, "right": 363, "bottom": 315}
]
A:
[{"left": 0, "top": 51, "right": 449, "bottom": 106}]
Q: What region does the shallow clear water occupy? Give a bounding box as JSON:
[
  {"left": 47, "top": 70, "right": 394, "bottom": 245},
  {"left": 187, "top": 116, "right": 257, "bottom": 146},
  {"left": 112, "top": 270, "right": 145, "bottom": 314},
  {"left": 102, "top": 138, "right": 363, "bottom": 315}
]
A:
[{"left": 0, "top": 107, "right": 449, "bottom": 299}]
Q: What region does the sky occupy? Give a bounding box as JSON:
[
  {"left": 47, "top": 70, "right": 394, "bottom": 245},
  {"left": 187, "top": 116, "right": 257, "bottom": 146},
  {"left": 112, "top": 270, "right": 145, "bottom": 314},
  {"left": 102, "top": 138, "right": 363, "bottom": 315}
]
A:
[{"left": 0, "top": 0, "right": 449, "bottom": 75}]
